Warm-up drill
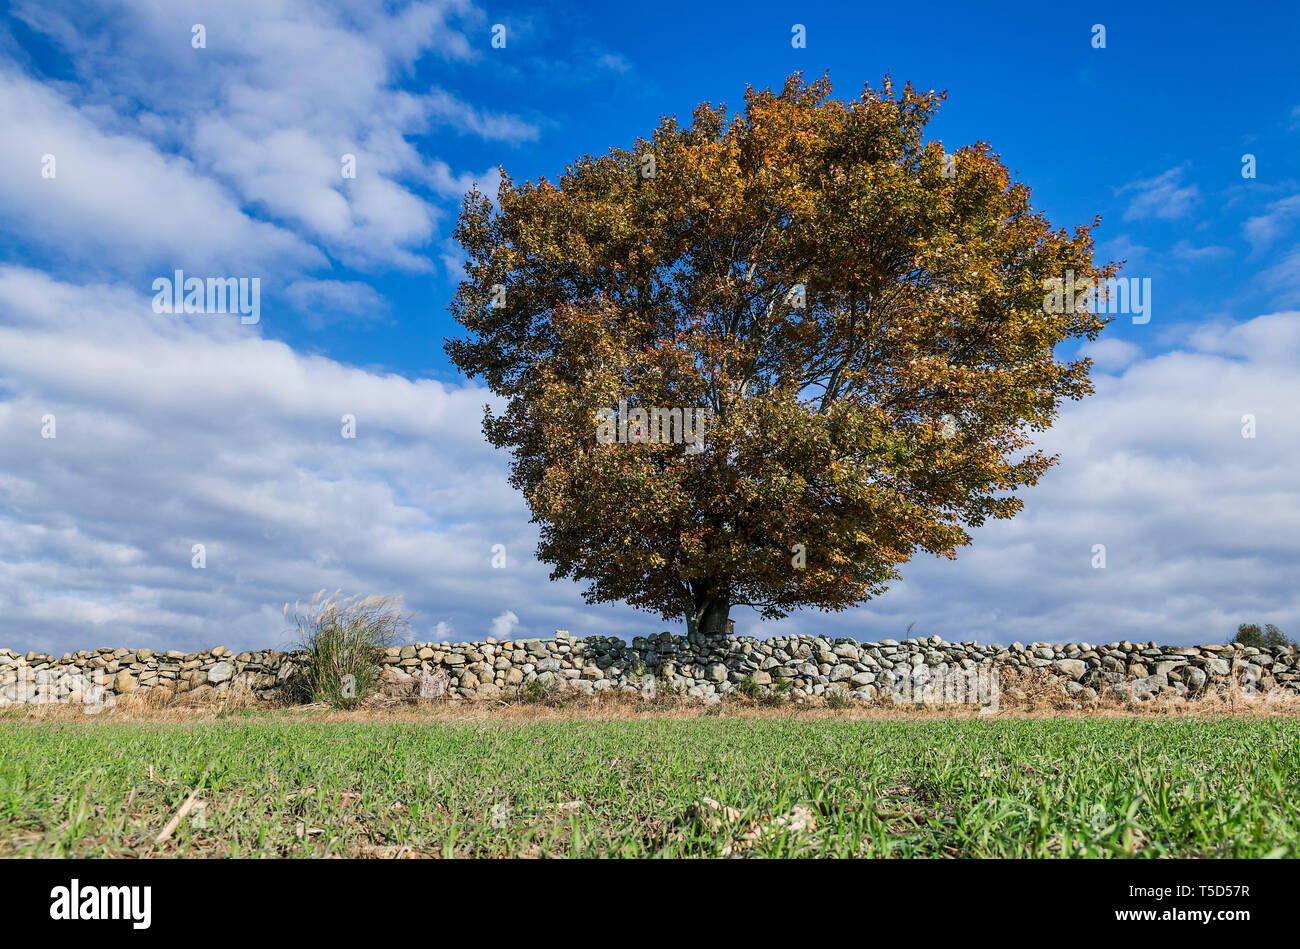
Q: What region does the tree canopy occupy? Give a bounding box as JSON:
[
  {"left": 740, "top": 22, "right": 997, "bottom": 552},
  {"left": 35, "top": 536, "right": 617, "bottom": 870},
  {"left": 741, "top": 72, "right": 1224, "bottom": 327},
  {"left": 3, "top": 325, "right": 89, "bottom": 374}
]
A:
[
  {"left": 1232, "top": 623, "right": 1295, "bottom": 650},
  {"left": 446, "top": 73, "right": 1115, "bottom": 636}
]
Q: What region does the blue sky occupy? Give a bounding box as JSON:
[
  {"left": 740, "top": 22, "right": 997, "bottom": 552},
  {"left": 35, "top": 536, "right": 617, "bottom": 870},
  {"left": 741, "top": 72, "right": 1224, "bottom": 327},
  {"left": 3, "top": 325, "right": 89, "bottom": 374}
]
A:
[{"left": 1, "top": 0, "right": 1298, "bottom": 653}]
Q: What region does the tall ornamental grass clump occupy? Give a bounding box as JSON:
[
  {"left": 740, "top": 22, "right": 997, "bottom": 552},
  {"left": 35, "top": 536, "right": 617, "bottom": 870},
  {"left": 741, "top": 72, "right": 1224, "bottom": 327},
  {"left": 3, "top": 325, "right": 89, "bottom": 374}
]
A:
[{"left": 286, "top": 590, "right": 412, "bottom": 707}]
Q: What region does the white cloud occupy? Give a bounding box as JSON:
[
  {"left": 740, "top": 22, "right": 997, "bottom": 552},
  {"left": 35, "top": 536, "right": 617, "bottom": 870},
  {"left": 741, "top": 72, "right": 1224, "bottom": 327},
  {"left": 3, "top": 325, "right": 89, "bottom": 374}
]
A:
[
  {"left": 1258, "top": 246, "right": 1300, "bottom": 305},
  {"left": 597, "top": 53, "right": 631, "bottom": 73},
  {"left": 1186, "top": 311, "right": 1300, "bottom": 360},
  {"left": 1078, "top": 338, "right": 1141, "bottom": 372},
  {"left": 0, "top": 266, "right": 632, "bottom": 654},
  {"left": 1243, "top": 193, "right": 1300, "bottom": 249},
  {"left": 439, "top": 237, "right": 469, "bottom": 282},
  {"left": 1, "top": 268, "right": 1298, "bottom": 651},
  {"left": 426, "top": 160, "right": 502, "bottom": 202},
  {"left": 0, "top": 70, "right": 321, "bottom": 275},
  {"left": 9, "top": 0, "right": 533, "bottom": 273},
  {"left": 1119, "top": 166, "right": 1200, "bottom": 221},
  {"left": 3, "top": 261, "right": 1298, "bottom": 653},
  {"left": 424, "top": 89, "right": 540, "bottom": 143},
  {"left": 1169, "top": 239, "right": 1231, "bottom": 262},
  {"left": 489, "top": 610, "right": 520, "bottom": 639},
  {"left": 2, "top": 6, "right": 1298, "bottom": 656},
  {"left": 284, "top": 279, "right": 391, "bottom": 326},
  {"left": 779, "top": 313, "right": 1300, "bottom": 645}
]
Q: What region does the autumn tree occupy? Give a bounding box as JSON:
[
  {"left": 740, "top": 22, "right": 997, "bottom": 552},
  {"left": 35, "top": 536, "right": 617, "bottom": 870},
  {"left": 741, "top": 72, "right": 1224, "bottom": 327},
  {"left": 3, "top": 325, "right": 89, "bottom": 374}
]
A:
[{"left": 446, "top": 73, "right": 1114, "bottom": 638}]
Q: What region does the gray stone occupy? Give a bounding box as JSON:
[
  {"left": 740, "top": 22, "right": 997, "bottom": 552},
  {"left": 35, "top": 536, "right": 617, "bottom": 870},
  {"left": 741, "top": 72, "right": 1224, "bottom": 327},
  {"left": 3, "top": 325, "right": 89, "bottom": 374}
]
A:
[
  {"left": 1204, "top": 657, "right": 1230, "bottom": 676},
  {"left": 1154, "top": 659, "right": 1187, "bottom": 677},
  {"left": 1052, "top": 659, "right": 1087, "bottom": 680},
  {"left": 1, "top": 633, "right": 1272, "bottom": 708},
  {"left": 207, "top": 661, "right": 234, "bottom": 684}
]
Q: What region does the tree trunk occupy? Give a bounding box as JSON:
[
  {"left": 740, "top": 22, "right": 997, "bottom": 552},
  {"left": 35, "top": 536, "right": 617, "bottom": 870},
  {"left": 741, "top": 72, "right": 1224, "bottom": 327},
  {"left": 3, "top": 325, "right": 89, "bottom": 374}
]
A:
[{"left": 686, "top": 593, "right": 731, "bottom": 640}]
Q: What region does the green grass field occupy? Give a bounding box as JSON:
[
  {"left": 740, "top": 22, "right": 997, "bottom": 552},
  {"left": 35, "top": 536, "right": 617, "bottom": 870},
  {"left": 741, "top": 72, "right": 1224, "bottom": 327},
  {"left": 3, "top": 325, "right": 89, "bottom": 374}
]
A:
[{"left": 1, "top": 713, "right": 1297, "bottom": 857}]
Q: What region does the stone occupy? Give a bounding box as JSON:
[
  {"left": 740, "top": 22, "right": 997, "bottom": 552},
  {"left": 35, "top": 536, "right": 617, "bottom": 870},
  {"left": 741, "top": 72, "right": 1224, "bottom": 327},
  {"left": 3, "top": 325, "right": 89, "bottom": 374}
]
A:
[
  {"left": 418, "top": 670, "right": 449, "bottom": 698},
  {"left": 1154, "top": 659, "right": 1187, "bottom": 677},
  {"left": 0, "top": 633, "right": 1272, "bottom": 708},
  {"left": 1121, "top": 673, "right": 1168, "bottom": 700},
  {"left": 1204, "top": 657, "right": 1230, "bottom": 676},
  {"left": 1052, "top": 659, "right": 1087, "bottom": 680},
  {"left": 207, "top": 661, "right": 234, "bottom": 684}
]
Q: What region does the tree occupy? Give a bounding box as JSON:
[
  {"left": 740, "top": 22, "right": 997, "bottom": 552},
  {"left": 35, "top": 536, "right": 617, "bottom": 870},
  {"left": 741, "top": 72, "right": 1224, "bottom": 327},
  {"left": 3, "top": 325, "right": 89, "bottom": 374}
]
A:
[
  {"left": 1232, "top": 623, "right": 1295, "bottom": 650},
  {"left": 446, "top": 73, "right": 1115, "bottom": 637}
]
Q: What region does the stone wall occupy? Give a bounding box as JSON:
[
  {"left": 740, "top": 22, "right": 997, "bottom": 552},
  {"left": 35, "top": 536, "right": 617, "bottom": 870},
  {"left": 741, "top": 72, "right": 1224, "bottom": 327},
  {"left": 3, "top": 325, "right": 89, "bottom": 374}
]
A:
[
  {"left": 2, "top": 633, "right": 1297, "bottom": 710},
  {"left": 0, "top": 645, "right": 288, "bottom": 708}
]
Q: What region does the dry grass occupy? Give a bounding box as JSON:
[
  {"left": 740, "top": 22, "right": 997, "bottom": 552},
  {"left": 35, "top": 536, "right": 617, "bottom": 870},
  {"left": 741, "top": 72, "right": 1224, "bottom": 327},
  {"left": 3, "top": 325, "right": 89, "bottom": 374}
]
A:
[{"left": 287, "top": 589, "right": 412, "bottom": 706}]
